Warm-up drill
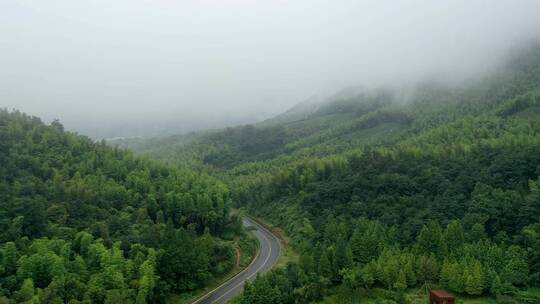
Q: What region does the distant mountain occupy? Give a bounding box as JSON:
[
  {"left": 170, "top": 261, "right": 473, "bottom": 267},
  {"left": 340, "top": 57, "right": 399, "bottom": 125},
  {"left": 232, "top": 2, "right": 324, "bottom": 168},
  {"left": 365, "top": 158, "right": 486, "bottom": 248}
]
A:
[
  {"left": 258, "top": 95, "right": 325, "bottom": 127},
  {"left": 118, "top": 44, "right": 540, "bottom": 170}
]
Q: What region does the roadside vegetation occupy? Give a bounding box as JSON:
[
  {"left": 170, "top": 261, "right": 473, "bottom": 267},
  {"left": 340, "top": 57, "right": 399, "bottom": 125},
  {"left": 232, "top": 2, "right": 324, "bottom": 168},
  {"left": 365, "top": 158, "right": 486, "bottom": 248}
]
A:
[{"left": 0, "top": 110, "right": 250, "bottom": 303}]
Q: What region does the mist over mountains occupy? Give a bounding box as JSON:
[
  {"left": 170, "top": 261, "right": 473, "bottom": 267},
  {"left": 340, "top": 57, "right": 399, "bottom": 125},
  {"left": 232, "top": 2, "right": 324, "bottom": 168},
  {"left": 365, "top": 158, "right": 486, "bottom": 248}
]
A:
[
  {"left": 3, "top": 2, "right": 540, "bottom": 303},
  {"left": 2, "top": 1, "right": 540, "bottom": 138}
]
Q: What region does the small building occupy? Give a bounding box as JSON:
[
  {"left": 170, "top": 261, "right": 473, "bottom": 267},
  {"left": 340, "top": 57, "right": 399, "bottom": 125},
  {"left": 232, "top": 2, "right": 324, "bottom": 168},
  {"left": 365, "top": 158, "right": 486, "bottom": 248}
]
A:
[{"left": 429, "top": 290, "right": 455, "bottom": 304}]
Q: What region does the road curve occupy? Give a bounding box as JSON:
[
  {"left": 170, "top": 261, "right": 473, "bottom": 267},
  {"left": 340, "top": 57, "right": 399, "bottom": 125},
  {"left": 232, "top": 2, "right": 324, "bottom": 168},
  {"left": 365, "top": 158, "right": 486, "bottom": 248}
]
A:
[{"left": 193, "top": 216, "right": 281, "bottom": 304}]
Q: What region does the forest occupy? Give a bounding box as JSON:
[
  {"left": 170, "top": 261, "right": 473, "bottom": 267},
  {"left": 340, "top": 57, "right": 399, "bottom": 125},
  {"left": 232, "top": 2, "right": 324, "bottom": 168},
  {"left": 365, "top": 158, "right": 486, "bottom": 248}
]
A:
[
  {"left": 0, "top": 110, "right": 251, "bottom": 303},
  {"left": 117, "top": 44, "right": 540, "bottom": 303},
  {"left": 2, "top": 38, "right": 540, "bottom": 304},
  {"left": 3, "top": 1, "right": 540, "bottom": 303}
]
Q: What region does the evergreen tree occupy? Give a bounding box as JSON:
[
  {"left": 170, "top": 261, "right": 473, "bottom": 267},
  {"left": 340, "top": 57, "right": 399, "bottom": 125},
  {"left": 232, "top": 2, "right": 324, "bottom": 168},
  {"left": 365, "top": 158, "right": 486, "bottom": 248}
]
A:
[
  {"left": 317, "top": 249, "right": 333, "bottom": 279},
  {"left": 470, "top": 223, "right": 488, "bottom": 242},
  {"left": 333, "top": 239, "right": 353, "bottom": 277},
  {"left": 502, "top": 246, "right": 529, "bottom": 286},
  {"left": 393, "top": 270, "right": 407, "bottom": 291},
  {"left": 444, "top": 220, "right": 465, "bottom": 255},
  {"left": 403, "top": 259, "right": 416, "bottom": 287},
  {"left": 16, "top": 278, "right": 35, "bottom": 303},
  {"left": 448, "top": 262, "right": 465, "bottom": 294},
  {"left": 416, "top": 254, "right": 439, "bottom": 283},
  {"left": 417, "top": 221, "right": 445, "bottom": 257},
  {"left": 240, "top": 276, "right": 281, "bottom": 304},
  {"left": 440, "top": 259, "right": 453, "bottom": 288},
  {"left": 465, "top": 261, "right": 484, "bottom": 295}
]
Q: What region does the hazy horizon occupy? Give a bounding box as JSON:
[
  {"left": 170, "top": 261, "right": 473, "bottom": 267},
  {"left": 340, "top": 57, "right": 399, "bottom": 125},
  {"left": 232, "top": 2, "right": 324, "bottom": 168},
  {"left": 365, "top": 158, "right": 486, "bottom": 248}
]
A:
[{"left": 2, "top": 1, "right": 540, "bottom": 138}]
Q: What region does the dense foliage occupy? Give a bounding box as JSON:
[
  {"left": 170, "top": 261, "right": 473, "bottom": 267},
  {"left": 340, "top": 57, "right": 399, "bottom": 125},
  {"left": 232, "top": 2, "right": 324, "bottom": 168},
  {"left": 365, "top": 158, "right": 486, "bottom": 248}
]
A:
[
  {"left": 234, "top": 49, "right": 540, "bottom": 304},
  {"left": 0, "top": 110, "right": 245, "bottom": 303},
  {"left": 121, "top": 44, "right": 540, "bottom": 303}
]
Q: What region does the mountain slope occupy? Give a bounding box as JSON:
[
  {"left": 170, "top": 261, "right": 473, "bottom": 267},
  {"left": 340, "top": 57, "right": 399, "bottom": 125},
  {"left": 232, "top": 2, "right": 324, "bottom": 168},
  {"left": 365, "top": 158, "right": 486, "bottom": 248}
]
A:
[
  {"left": 0, "top": 110, "right": 248, "bottom": 303},
  {"left": 115, "top": 45, "right": 540, "bottom": 171},
  {"left": 231, "top": 46, "right": 540, "bottom": 303},
  {"left": 114, "top": 43, "right": 540, "bottom": 303}
]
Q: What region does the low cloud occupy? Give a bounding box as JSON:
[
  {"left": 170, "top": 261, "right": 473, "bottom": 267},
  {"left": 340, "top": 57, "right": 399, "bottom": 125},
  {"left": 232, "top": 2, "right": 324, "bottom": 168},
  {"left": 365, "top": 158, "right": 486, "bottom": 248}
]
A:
[{"left": 1, "top": 0, "right": 539, "bottom": 138}]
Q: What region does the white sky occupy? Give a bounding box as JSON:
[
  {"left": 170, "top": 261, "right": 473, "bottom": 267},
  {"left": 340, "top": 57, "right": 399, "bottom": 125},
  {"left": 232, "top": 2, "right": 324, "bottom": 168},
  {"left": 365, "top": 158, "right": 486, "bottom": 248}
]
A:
[{"left": 1, "top": 0, "right": 540, "bottom": 137}]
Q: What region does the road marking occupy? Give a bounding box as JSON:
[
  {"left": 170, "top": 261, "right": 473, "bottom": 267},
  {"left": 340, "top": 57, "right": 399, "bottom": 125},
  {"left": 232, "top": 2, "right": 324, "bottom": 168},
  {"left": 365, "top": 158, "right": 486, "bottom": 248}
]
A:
[
  {"left": 210, "top": 230, "right": 273, "bottom": 303},
  {"left": 212, "top": 221, "right": 281, "bottom": 304},
  {"left": 192, "top": 218, "right": 261, "bottom": 304}
]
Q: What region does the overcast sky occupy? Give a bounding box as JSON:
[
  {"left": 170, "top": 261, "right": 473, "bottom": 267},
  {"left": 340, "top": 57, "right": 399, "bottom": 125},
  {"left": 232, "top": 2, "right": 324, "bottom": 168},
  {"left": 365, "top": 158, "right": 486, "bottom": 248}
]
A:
[{"left": 1, "top": 1, "right": 540, "bottom": 138}]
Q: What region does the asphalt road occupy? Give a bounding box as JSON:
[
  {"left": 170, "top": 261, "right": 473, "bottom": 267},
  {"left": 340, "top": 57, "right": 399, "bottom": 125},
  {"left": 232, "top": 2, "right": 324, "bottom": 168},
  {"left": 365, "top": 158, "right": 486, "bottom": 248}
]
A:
[{"left": 194, "top": 217, "right": 281, "bottom": 304}]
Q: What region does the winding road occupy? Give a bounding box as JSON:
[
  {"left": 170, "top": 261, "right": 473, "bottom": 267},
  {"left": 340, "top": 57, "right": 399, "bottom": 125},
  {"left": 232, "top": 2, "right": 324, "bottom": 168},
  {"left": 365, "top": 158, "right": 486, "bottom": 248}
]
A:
[{"left": 193, "top": 216, "right": 282, "bottom": 304}]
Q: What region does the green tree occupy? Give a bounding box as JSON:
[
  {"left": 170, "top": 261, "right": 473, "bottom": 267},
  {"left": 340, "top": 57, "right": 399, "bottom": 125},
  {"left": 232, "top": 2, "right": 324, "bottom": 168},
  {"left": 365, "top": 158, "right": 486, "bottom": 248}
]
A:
[
  {"left": 444, "top": 220, "right": 465, "bottom": 254},
  {"left": 2, "top": 242, "right": 18, "bottom": 275},
  {"left": 448, "top": 261, "right": 465, "bottom": 294},
  {"left": 393, "top": 270, "right": 407, "bottom": 291},
  {"left": 15, "top": 278, "right": 35, "bottom": 303},
  {"left": 333, "top": 239, "right": 353, "bottom": 280},
  {"left": 317, "top": 248, "right": 333, "bottom": 279},
  {"left": 416, "top": 254, "right": 439, "bottom": 284},
  {"left": 18, "top": 252, "right": 66, "bottom": 289},
  {"left": 490, "top": 274, "right": 516, "bottom": 296},
  {"left": 136, "top": 249, "right": 157, "bottom": 304},
  {"left": 416, "top": 221, "right": 445, "bottom": 257},
  {"left": 502, "top": 246, "right": 529, "bottom": 286},
  {"left": 470, "top": 223, "right": 488, "bottom": 242},
  {"left": 465, "top": 261, "right": 484, "bottom": 295},
  {"left": 240, "top": 276, "right": 281, "bottom": 304},
  {"left": 440, "top": 260, "right": 453, "bottom": 288}
]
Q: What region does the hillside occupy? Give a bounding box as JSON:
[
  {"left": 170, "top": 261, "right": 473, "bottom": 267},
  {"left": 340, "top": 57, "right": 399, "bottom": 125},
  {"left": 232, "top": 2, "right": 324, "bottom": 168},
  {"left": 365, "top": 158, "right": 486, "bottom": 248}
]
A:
[
  {"left": 0, "top": 110, "right": 250, "bottom": 303},
  {"left": 233, "top": 45, "right": 540, "bottom": 304},
  {"left": 117, "top": 44, "right": 540, "bottom": 303},
  {"left": 116, "top": 44, "right": 540, "bottom": 170}
]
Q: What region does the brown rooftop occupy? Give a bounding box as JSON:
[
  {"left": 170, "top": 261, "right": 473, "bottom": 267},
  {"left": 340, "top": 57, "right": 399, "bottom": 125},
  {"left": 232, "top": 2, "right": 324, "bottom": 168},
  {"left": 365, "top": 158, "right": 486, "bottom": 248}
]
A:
[
  {"left": 429, "top": 290, "right": 455, "bottom": 304},
  {"left": 430, "top": 290, "right": 453, "bottom": 298}
]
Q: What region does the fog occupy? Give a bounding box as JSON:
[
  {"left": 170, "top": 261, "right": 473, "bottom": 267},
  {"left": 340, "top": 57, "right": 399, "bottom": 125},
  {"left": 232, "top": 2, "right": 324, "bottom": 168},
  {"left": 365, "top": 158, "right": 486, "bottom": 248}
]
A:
[{"left": 1, "top": 1, "right": 540, "bottom": 138}]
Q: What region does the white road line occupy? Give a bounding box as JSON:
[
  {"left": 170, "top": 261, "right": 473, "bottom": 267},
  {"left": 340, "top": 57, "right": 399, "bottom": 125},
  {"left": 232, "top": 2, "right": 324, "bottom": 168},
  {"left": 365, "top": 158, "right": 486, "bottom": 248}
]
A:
[
  {"left": 192, "top": 219, "right": 261, "bottom": 304},
  {"left": 210, "top": 230, "right": 273, "bottom": 303}
]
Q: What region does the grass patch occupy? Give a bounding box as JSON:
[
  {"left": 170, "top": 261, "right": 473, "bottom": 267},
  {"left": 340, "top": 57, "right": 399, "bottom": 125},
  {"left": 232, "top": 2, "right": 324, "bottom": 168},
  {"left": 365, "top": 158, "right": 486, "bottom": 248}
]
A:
[{"left": 275, "top": 243, "right": 299, "bottom": 268}]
